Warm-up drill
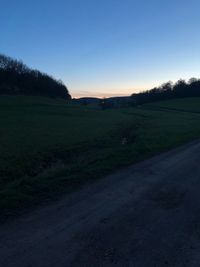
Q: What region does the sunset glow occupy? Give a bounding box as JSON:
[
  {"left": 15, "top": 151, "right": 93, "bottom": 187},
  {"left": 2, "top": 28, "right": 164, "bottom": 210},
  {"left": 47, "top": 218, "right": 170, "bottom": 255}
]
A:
[{"left": 1, "top": 0, "right": 200, "bottom": 98}]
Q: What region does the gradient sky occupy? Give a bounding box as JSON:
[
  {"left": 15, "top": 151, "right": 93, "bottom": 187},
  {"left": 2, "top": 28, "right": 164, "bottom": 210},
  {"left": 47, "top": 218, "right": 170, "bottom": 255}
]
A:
[{"left": 1, "top": 0, "right": 200, "bottom": 98}]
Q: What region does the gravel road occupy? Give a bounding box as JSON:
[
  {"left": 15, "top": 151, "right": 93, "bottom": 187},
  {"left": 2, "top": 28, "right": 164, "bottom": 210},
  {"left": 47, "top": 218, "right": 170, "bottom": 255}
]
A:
[{"left": 1, "top": 141, "right": 200, "bottom": 266}]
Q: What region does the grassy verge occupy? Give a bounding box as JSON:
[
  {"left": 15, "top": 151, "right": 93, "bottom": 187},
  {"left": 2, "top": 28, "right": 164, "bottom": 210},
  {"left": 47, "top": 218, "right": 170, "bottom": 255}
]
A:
[{"left": 1, "top": 96, "right": 200, "bottom": 219}]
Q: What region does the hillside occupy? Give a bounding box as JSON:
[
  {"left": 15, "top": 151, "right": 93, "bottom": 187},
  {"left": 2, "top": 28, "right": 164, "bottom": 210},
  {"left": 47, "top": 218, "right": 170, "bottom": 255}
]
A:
[
  {"left": 132, "top": 79, "right": 200, "bottom": 105},
  {"left": 1, "top": 96, "right": 200, "bottom": 217},
  {"left": 0, "top": 54, "right": 71, "bottom": 99}
]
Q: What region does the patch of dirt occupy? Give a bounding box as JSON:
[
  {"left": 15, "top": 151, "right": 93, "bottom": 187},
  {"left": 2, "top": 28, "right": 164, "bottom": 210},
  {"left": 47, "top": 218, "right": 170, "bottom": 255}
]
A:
[{"left": 147, "top": 186, "right": 186, "bottom": 210}]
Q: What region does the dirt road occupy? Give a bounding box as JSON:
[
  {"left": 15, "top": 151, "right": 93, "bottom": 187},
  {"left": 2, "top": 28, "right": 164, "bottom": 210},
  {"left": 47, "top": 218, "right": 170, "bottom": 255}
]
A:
[{"left": 1, "top": 141, "right": 200, "bottom": 266}]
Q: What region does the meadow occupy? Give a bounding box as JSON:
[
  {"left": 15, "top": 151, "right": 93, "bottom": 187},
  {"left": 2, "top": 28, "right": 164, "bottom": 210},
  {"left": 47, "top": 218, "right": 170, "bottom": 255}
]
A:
[{"left": 1, "top": 96, "right": 200, "bottom": 216}]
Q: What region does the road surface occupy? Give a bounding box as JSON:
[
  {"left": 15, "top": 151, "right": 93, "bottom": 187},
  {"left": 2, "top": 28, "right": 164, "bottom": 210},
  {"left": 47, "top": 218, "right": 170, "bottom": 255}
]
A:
[{"left": 1, "top": 141, "right": 200, "bottom": 266}]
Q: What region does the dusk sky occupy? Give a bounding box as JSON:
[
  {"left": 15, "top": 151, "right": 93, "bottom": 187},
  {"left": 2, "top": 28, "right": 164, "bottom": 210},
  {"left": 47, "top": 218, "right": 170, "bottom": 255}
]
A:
[{"left": 1, "top": 0, "right": 200, "bottom": 98}]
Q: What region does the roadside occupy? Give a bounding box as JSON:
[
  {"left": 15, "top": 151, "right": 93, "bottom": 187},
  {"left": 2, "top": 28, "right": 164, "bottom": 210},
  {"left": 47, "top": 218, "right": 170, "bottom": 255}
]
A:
[
  {"left": 1, "top": 97, "right": 200, "bottom": 220},
  {"left": 1, "top": 140, "right": 200, "bottom": 266}
]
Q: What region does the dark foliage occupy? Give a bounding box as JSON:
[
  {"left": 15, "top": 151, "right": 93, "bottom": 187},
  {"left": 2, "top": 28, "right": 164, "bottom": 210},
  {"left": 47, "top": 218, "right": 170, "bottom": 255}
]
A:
[
  {"left": 0, "top": 54, "right": 71, "bottom": 99},
  {"left": 131, "top": 78, "right": 200, "bottom": 105}
]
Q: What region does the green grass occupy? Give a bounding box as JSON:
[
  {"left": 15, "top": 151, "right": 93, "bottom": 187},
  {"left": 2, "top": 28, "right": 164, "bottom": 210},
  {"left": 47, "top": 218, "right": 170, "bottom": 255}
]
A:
[
  {"left": 145, "top": 97, "right": 200, "bottom": 113},
  {"left": 1, "top": 96, "right": 200, "bottom": 218}
]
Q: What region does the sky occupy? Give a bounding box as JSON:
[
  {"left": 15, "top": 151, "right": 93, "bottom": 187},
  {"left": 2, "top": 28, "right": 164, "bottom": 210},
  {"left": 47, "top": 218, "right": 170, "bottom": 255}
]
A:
[{"left": 1, "top": 0, "right": 200, "bottom": 98}]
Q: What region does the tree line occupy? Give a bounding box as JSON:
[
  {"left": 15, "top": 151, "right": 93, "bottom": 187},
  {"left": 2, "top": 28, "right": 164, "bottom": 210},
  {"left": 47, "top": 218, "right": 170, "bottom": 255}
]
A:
[
  {"left": 0, "top": 54, "right": 71, "bottom": 100},
  {"left": 131, "top": 78, "right": 200, "bottom": 105}
]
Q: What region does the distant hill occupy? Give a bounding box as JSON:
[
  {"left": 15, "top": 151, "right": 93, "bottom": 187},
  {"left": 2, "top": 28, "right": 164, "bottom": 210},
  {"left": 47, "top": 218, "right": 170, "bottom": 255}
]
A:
[
  {"left": 74, "top": 96, "right": 132, "bottom": 108},
  {"left": 104, "top": 96, "right": 131, "bottom": 107},
  {"left": 0, "top": 54, "right": 71, "bottom": 100},
  {"left": 131, "top": 79, "right": 200, "bottom": 105},
  {"left": 74, "top": 97, "right": 100, "bottom": 104}
]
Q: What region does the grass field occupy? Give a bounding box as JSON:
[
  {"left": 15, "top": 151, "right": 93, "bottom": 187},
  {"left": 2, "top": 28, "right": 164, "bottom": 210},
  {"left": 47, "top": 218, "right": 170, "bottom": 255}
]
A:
[{"left": 1, "top": 96, "right": 200, "bottom": 217}]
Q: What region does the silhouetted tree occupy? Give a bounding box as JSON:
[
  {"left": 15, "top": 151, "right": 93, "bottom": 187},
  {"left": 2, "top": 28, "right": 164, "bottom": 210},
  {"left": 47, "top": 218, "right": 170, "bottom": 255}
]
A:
[
  {"left": 131, "top": 78, "right": 200, "bottom": 105},
  {"left": 0, "top": 54, "right": 71, "bottom": 100}
]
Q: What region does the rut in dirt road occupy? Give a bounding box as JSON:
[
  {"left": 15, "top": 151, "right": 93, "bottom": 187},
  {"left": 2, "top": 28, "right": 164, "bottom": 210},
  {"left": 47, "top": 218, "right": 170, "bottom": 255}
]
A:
[{"left": 1, "top": 141, "right": 200, "bottom": 267}]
